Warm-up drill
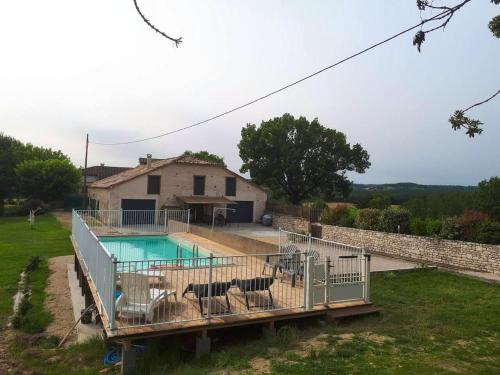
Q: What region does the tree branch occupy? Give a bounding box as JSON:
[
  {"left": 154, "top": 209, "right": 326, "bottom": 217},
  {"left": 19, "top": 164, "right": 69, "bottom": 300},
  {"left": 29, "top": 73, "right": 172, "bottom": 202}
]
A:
[
  {"left": 449, "top": 89, "right": 500, "bottom": 137},
  {"left": 462, "top": 89, "right": 500, "bottom": 113},
  {"left": 133, "top": 0, "right": 183, "bottom": 47}
]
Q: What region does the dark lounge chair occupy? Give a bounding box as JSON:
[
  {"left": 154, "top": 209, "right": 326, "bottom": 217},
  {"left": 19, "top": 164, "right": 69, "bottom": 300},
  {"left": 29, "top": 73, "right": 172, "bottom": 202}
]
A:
[
  {"left": 182, "top": 281, "right": 233, "bottom": 316},
  {"left": 231, "top": 276, "right": 274, "bottom": 310}
]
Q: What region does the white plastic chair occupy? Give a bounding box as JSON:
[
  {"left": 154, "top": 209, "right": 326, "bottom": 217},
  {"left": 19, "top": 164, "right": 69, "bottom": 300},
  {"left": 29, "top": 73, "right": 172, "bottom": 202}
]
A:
[{"left": 116, "top": 272, "right": 177, "bottom": 323}]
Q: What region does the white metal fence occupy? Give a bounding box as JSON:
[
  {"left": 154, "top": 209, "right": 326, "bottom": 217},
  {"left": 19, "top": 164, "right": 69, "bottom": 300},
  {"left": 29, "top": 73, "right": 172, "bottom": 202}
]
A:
[
  {"left": 71, "top": 212, "right": 371, "bottom": 332},
  {"left": 75, "top": 209, "right": 190, "bottom": 235},
  {"left": 114, "top": 253, "right": 306, "bottom": 329},
  {"left": 278, "top": 228, "right": 364, "bottom": 260},
  {"left": 72, "top": 210, "right": 117, "bottom": 329}
]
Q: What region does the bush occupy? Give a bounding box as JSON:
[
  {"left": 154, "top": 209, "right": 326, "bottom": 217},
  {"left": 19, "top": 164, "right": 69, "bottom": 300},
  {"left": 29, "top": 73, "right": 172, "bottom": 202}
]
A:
[
  {"left": 410, "top": 217, "right": 427, "bottom": 236},
  {"left": 477, "top": 221, "right": 500, "bottom": 245},
  {"left": 457, "top": 210, "right": 489, "bottom": 242},
  {"left": 440, "top": 217, "right": 462, "bottom": 240},
  {"left": 320, "top": 204, "right": 348, "bottom": 225},
  {"left": 426, "top": 219, "right": 442, "bottom": 236},
  {"left": 338, "top": 207, "right": 358, "bottom": 228},
  {"left": 379, "top": 207, "right": 411, "bottom": 234},
  {"left": 355, "top": 208, "right": 381, "bottom": 230},
  {"left": 308, "top": 198, "right": 328, "bottom": 210}
]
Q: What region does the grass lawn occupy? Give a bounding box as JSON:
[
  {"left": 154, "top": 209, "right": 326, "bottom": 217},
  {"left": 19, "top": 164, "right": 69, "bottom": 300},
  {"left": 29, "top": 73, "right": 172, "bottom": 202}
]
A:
[
  {"left": 1, "top": 215, "right": 499, "bottom": 374},
  {"left": 0, "top": 214, "right": 73, "bottom": 329}
]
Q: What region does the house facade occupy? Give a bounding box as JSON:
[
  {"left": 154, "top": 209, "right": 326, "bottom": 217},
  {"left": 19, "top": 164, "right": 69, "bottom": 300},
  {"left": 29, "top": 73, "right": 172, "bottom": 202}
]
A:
[{"left": 87, "top": 154, "right": 267, "bottom": 223}]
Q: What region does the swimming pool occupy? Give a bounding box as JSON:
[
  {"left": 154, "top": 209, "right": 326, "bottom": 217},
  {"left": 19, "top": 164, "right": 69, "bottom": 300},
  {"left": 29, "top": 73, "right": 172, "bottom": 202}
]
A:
[{"left": 99, "top": 235, "right": 208, "bottom": 263}]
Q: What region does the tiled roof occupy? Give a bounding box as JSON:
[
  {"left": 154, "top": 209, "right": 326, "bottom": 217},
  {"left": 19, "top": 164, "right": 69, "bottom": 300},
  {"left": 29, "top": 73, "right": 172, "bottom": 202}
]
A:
[
  {"left": 85, "top": 165, "right": 131, "bottom": 180},
  {"left": 89, "top": 157, "right": 180, "bottom": 188},
  {"left": 89, "top": 155, "right": 266, "bottom": 193}
]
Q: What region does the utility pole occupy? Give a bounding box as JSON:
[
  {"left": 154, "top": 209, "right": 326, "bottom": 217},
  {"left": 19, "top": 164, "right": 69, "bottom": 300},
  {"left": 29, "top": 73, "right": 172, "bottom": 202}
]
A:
[{"left": 83, "top": 133, "right": 89, "bottom": 208}]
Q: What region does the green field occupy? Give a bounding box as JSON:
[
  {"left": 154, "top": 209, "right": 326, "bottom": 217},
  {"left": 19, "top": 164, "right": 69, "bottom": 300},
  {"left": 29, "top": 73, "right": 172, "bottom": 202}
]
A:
[
  {"left": 1, "top": 215, "right": 500, "bottom": 374},
  {"left": 0, "top": 215, "right": 72, "bottom": 329}
]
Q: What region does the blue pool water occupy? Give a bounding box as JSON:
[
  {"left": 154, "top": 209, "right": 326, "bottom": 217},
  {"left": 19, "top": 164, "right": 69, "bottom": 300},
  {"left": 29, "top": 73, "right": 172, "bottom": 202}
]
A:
[{"left": 99, "top": 235, "right": 205, "bottom": 263}]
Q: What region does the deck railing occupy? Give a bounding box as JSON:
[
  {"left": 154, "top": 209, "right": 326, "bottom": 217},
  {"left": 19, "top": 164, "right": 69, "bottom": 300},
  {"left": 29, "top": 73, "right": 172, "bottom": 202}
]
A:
[
  {"left": 71, "top": 210, "right": 370, "bottom": 332},
  {"left": 75, "top": 209, "right": 190, "bottom": 235},
  {"left": 72, "top": 210, "right": 117, "bottom": 329},
  {"left": 278, "top": 228, "right": 364, "bottom": 260}
]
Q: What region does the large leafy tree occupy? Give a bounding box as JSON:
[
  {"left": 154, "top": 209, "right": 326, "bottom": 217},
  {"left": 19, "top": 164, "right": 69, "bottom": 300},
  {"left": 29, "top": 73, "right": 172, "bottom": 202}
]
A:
[
  {"left": 183, "top": 150, "right": 226, "bottom": 166},
  {"left": 0, "top": 133, "right": 68, "bottom": 208},
  {"left": 15, "top": 159, "right": 81, "bottom": 202},
  {"left": 238, "top": 114, "right": 370, "bottom": 203}
]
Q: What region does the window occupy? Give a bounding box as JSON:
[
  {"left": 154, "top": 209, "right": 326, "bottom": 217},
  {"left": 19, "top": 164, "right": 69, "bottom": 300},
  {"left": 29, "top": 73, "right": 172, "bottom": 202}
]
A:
[
  {"left": 147, "top": 175, "right": 161, "bottom": 194},
  {"left": 193, "top": 175, "right": 205, "bottom": 195},
  {"left": 225, "top": 177, "right": 236, "bottom": 196}
]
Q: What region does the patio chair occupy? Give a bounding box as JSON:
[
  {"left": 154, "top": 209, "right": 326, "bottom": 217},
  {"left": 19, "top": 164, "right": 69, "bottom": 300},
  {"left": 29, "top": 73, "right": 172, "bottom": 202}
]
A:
[
  {"left": 115, "top": 272, "right": 177, "bottom": 323},
  {"left": 182, "top": 281, "right": 233, "bottom": 316},
  {"left": 281, "top": 250, "right": 320, "bottom": 287},
  {"left": 261, "top": 244, "right": 299, "bottom": 277},
  {"left": 231, "top": 276, "right": 274, "bottom": 310}
]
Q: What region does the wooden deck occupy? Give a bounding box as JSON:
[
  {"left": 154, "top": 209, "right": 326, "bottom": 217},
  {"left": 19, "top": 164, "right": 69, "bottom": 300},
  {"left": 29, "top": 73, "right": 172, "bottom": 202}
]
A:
[{"left": 72, "top": 233, "right": 375, "bottom": 341}]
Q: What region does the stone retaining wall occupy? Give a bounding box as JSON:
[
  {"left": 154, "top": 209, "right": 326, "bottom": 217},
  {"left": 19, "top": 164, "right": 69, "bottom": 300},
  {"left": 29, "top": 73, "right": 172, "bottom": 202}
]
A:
[
  {"left": 272, "top": 214, "right": 500, "bottom": 274},
  {"left": 321, "top": 225, "right": 500, "bottom": 274},
  {"left": 272, "top": 214, "right": 310, "bottom": 234}
]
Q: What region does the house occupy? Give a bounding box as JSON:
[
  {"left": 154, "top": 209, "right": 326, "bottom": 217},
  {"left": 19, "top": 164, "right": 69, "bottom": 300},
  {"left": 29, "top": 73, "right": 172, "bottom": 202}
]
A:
[
  {"left": 87, "top": 154, "right": 267, "bottom": 223},
  {"left": 84, "top": 164, "right": 131, "bottom": 185}
]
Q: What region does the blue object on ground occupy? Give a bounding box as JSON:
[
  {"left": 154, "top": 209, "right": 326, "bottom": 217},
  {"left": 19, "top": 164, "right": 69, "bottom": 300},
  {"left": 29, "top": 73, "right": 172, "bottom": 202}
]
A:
[{"left": 103, "top": 344, "right": 146, "bottom": 366}]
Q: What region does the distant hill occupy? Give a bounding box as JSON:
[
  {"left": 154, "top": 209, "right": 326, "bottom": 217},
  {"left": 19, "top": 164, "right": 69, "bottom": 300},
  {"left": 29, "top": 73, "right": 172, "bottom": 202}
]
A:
[{"left": 347, "top": 183, "right": 477, "bottom": 205}]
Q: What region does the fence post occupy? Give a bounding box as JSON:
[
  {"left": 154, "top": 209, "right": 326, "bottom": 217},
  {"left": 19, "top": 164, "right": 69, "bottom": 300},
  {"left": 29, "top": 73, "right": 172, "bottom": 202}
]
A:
[
  {"left": 207, "top": 253, "right": 213, "bottom": 319},
  {"left": 278, "top": 227, "right": 282, "bottom": 253},
  {"left": 119, "top": 209, "right": 123, "bottom": 228},
  {"left": 109, "top": 255, "right": 117, "bottom": 331},
  {"left": 164, "top": 209, "right": 168, "bottom": 233},
  {"left": 304, "top": 256, "right": 315, "bottom": 311},
  {"left": 364, "top": 254, "right": 371, "bottom": 303},
  {"left": 308, "top": 233, "right": 312, "bottom": 253},
  {"left": 324, "top": 256, "right": 331, "bottom": 305}
]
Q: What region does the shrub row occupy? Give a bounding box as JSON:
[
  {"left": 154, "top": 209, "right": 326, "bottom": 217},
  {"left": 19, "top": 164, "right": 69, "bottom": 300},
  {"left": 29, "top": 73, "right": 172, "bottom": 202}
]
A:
[{"left": 319, "top": 206, "right": 500, "bottom": 244}]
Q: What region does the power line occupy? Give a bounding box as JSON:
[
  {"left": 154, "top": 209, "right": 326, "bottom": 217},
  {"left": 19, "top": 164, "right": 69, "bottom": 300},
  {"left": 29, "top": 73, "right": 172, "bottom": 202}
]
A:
[{"left": 91, "top": 6, "right": 460, "bottom": 146}]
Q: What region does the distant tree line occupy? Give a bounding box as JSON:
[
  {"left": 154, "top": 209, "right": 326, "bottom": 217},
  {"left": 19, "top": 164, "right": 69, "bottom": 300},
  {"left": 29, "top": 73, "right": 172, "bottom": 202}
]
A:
[{"left": 316, "top": 177, "right": 500, "bottom": 245}]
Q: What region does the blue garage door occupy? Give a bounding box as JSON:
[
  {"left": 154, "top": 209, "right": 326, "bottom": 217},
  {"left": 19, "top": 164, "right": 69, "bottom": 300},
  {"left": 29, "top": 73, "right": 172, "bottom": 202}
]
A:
[
  {"left": 227, "top": 201, "right": 254, "bottom": 223},
  {"left": 121, "top": 199, "right": 156, "bottom": 225}
]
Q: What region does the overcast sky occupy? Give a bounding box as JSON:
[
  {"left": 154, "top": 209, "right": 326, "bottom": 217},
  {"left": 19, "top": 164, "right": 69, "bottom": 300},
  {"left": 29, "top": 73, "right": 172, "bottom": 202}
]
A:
[{"left": 1, "top": 0, "right": 498, "bottom": 185}]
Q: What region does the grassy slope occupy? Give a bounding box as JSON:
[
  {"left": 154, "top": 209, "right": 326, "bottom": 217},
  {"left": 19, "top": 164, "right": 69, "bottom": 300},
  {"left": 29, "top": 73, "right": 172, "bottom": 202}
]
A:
[
  {"left": 2, "top": 216, "right": 499, "bottom": 374},
  {"left": 143, "top": 270, "right": 500, "bottom": 375},
  {"left": 0, "top": 215, "right": 72, "bottom": 328}
]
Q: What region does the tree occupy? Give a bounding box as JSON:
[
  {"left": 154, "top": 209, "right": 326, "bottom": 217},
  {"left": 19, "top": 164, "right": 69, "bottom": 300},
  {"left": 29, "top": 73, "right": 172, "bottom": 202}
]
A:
[
  {"left": 15, "top": 159, "right": 81, "bottom": 202},
  {"left": 367, "top": 192, "right": 392, "bottom": 210},
  {"left": 475, "top": 176, "right": 500, "bottom": 220},
  {"left": 238, "top": 114, "right": 370, "bottom": 204},
  {"left": 183, "top": 150, "right": 226, "bottom": 166},
  {"left": 0, "top": 133, "right": 68, "bottom": 211},
  {"left": 413, "top": 1, "right": 499, "bottom": 137}
]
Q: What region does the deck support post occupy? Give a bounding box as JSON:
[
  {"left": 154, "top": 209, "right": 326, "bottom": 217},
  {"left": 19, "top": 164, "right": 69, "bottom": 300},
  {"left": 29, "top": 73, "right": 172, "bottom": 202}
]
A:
[
  {"left": 121, "top": 340, "right": 137, "bottom": 375},
  {"left": 195, "top": 329, "right": 211, "bottom": 358},
  {"left": 262, "top": 321, "right": 276, "bottom": 338}
]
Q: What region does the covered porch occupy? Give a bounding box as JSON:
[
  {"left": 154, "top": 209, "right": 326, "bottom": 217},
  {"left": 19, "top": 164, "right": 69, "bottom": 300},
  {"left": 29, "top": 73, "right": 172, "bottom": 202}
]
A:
[{"left": 177, "top": 195, "right": 237, "bottom": 225}]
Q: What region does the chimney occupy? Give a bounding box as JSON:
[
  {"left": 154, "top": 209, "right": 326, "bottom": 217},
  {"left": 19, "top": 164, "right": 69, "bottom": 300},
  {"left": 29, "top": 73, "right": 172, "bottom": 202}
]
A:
[
  {"left": 100, "top": 163, "right": 105, "bottom": 167},
  {"left": 146, "top": 154, "right": 152, "bottom": 169}
]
